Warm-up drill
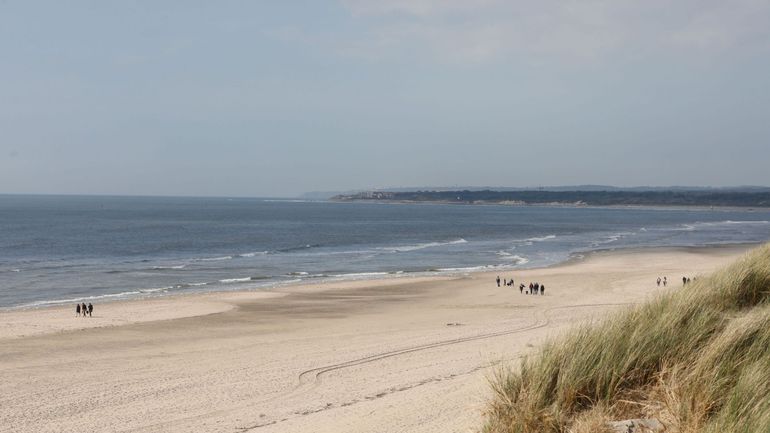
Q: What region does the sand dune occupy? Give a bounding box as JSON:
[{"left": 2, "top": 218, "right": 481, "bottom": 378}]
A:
[{"left": 0, "top": 246, "right": 750, "bottom": 433}]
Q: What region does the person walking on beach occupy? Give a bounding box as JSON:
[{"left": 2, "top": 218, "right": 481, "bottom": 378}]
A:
[
  {"left": 75, "top": 303, "right": 81, "bottom": 317},
  {"left": 529, "top": 282, "right": 533, "bottom": 294},
  {"left": 496, "top": 276, "right": 500, "bottom": 287},
  {"left": 519, "top": 283, "right": 524, "bottom": 294},
  {"left": 683, "top": 276, "right": 687, "bottom": 285},
  {"left": 88, "top": 303, "right": 93, "bottom": 317},
  {"left": 657, "top": 277, "right": 661, "bottom": 287},
  {"left": 81, "top": 303, "right": 87, "bottom": 318},
  {"left": 540, "top": 284, "right": 545, "bottom": 295},
  {"left": 663, "top": 276, "right": 667, "bottom": 287}
]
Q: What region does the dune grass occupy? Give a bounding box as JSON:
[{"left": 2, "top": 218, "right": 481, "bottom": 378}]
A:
[{"left": 483, "top": 243, "right": 770, "bottom": 433}]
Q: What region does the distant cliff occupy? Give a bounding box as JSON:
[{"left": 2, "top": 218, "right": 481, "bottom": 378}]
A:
[{"left": 332, "top": 189, "right": 770, "bottom": 207}]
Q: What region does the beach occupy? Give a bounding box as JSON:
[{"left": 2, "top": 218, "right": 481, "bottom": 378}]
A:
[{"left": 0, "top": 245, "right": 753, "bottom": 433}]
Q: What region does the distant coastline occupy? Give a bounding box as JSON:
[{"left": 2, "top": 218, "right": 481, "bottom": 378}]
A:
[{"left": 332, "top": 189, "right": 770, "bottom": 208}]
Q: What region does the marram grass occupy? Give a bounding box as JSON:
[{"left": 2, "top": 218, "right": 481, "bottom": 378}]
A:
[{"left": 483, "top": 243, "right": 770, "bottom": 433}]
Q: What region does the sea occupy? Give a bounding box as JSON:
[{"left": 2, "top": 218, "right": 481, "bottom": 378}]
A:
[{"left": 2, "top": 195, "right": 770, "bottom": 309}]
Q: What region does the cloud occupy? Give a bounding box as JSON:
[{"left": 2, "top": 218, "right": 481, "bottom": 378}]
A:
[{"left": 338, "top": 0, "right": 770, "bottom": 64}]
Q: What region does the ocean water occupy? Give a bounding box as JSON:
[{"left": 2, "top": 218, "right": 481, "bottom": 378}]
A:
[{"left": 2, "top": 195, "right": 770, "bottom": 309}]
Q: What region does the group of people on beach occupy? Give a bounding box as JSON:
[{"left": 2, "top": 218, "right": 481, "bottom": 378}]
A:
[
  {"left": 523, "top": 282, "right": 545, "bottom": 295},
  {"left": 657, "top": 276, "right": 693, "bottom": 287},
  {"left": 496, "top": 276, "right": 546, "bottom": 295},
  {"left": 75, "top": 302, "right": 93, "bottom": 317}
]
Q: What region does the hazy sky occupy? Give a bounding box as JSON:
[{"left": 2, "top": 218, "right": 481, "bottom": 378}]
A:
[{"left": 2, "top": 1, "right": 769, "bottom": 197}]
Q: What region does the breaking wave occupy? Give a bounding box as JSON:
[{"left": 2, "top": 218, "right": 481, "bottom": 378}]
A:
[
  {"left": 239, "top": 251, "right": 268, "bottom": 258},
  {"left": 197, "top": 256, "right": 233, "bottom": 262},
  {"left": 152, "top": 265, "right": 186, "bottom": 270},
  {"left": 495, "top": 251, "right": 531, "bottom": 265},
  {"left": 379, "top": 238, "right": 468, "bottom": 253}
]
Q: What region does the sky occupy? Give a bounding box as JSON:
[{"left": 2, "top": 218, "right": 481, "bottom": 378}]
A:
[{"left": 1, "top": 0, "right": 769, "bottom": 197}]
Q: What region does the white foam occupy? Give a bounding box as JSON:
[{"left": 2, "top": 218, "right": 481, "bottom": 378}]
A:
[
  {"left": 239, "top": 251, "right": 268, "bottom": 258},
  {"left": 88, "top": 291, "right": 142, "bottom": 299},
  {"left": 219, "top": 277, "right": 252, "bottom": 283},
  {"left": 698, "top": 220, "right": 770, "bottom": 227},
  {"left": 437, "top": 264, "right": 506, "bottom": 272},
  {"left": 593, "top": 231, "right": 635, "bottom": 246},
  {"left": 654, "top": 220, "right": 770, "bottom": 233},
  {"left": 152, "top": 265, "right": 186, "bottom": 270},
  {"left": 380, "top": 238, "right": 467, "bottom": 253},
  {"left": 512, "top": 255, "right": 530, "bottom": 265},
  {"left": 525, "top": 235, "right": 557, "bottom": 242},
  {"left": 598, "top": 234, "right": 622, "bottom": 244},
  {"left": 330, "top": 271, "right": 390, "bottom": 278},
  {"left": 509, "top": 234, "right": 556, "bottom": 246},
  {"left": 17, "top": 290, "right": 143, "bottom": 308},
  {"left": 279, "top": 278, "right": 303, "bottom": 284},
  {"left": 139, "top": 287, "right": 170, "bottom": 294},
  {"left": 496, "top": 252, "right": 530, "bottom": 265},
  {"left": 199, "top": 256, "right": 233, "bottom": 262}
]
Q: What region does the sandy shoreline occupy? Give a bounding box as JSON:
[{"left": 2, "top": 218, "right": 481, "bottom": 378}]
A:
[
  {"left": 0, "top": 244, "right": 754, "bottom": 433},
  {"left": 2, "top": 243, "right": 757, "bottom": 340}
]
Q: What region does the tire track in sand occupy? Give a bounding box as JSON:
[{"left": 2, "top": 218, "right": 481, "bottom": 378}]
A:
[
  {"left": 297, "top": 302, "right": 632, "bottom": 385},
  {"left": 236, "top": 302, "right": 633, "bottom": 431}
]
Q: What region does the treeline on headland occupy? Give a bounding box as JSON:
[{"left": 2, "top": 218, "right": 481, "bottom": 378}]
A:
[{"left": 332, "top": 189, "right": 770, "bottom": 207}]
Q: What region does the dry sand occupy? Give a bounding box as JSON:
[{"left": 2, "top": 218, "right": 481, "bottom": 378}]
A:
[{"left": 0, "top": 245, "right": 751, "bottom": 433}]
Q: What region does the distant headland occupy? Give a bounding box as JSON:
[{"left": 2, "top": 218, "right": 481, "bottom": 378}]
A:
[{"left": 331, "top": 186, "right": 770, "bottom": 207}]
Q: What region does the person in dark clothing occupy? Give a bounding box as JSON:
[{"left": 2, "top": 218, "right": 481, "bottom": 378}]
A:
[
  {"left": 519, "top": 283, "right": 524, "bottom": 294},
  {"left": 683, "top": 276, "right": 687, "bottom": 285},
  {"left": 76, "top": 303, "right": 81, "bottom": 317},
  {"left": 496, "top": 276, "right": 500, "bottom": 287},
  {"left": 540, "top": 284, "right": 545, "bottom": 295},
  {"left": 81, "top": 303, "right": 87, "bottom": 318},
  {"left": 88, "top": 303, "right": 93, "bottom": 317}
]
